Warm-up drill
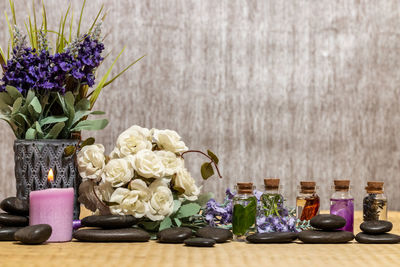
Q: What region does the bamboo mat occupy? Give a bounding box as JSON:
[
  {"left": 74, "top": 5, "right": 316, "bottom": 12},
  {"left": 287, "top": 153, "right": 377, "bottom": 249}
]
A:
[{"left": 1, "top": 210, "right": 400, "bottom": 267}]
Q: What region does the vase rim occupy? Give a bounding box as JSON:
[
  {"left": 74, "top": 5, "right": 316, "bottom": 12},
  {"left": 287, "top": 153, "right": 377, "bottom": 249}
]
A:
[{"left": 14, "top": 139, "right": 79, "bottom": 144}]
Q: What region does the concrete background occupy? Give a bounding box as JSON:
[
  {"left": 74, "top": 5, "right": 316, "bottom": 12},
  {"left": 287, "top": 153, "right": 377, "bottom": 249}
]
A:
[{"left": 1, "top": 0, "right": 399, "bottom": 210}]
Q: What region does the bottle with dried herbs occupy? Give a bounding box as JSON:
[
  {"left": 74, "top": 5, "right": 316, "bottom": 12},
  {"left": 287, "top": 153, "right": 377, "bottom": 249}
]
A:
[
  {"left": 363, "top": 181, "right": 387, "bottom": 221},
  {"left": 330, "top": 180, "right": 354, "bottom": 233},
  {"left": 232, "top": 182, "right": 257, "bottom": 241},
  {"left": 296, "top": 181, "right": 320, "bottom": 226},
  {"left": 261, "top": 178, "right": 285, "bottom": 217}
]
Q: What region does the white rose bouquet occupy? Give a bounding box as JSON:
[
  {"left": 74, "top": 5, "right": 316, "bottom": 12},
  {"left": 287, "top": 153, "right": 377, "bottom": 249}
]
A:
[{"left": 76, "top": 125, "right": 221, "bottom": 231}]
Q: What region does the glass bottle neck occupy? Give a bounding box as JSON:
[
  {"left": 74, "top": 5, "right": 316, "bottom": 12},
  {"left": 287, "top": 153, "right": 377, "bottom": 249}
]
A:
[{"left": 331, "top": 190, "right": 353, "bottom": 200}]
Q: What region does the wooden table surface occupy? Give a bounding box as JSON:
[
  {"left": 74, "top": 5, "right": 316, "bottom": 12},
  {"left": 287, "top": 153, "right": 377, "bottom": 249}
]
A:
[{"left": 1, "top": 210, "right": 400, "bottom": 267}]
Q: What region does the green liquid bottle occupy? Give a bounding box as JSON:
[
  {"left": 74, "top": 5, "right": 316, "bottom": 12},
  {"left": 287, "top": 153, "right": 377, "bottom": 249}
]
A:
[{"left": 232, "top": 182, "right": 257, "bottom": 241}]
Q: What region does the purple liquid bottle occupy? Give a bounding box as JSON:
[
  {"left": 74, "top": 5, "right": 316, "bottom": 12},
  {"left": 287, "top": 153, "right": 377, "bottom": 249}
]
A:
[{"left": 329, "top": 180, "right": 354, "bottom": 233}]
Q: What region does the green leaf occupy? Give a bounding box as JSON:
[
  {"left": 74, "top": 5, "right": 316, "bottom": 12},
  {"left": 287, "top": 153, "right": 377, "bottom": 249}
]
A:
[
  {"left": 75, "top": 98, "right": 90, "bottom": 111},
  {"left": 80, "top": 137, "right": 95, "bottom": 148},
  {"left": 207, "top": 149, "right": 219, "bottom": 165},
  {"left": 200, "top": 162, "right": 214, "bottom": 180},
  {"left": 64, "top": 145, "right": 76, "bottom": 157},
  {"left": 196, "top": 193, "right": 214, "bottom": 207},
  {"left": 29, "top": 97, "right": 42, "bottom": 114},
  {"left": 39, "top": 116, "right": 68, "bottom": 126},
  {"left": 103, "top": 55, "right": 145, "bottom": 88},
  {"left": 72, "top": 110, "right": 105, "bottom": 126},
  {"left": 159, "top": 217, "right": 173, "bottom": 231},
  {"left": 174, "top": 218, "right": 182, "bottom": 227},
  {"left": 140, "top": 221, "right": 160, "bottom": 232},
  {"left": 44, "top": 122, "right": 65, "bottom": 139},
  {"left": 77, "top": 0, "right": 86, "bottom": 38},
  {"left": 11, "top": 97, "right": 22, "bottom": 114},
  {"left": 35, "top": 121, "right": 43, "bottom": 138},
  {"left": 5, "top": 85, "right": 22, "bottom": 100},
  {"left": 172, "top": 200, "right": 181, "bottom": 214},
  {"left": 70, "top": 119, "right": 108, "bottom": 131},
  {"left": 232, "top": 197, "right": 257, "bottom": 236},
  {"left": 24, "top": 90, "right": 35, "bottom": 107},
  {"left": 25, "top": 127, "right": 36, "bottom": 139},
  {"left": 176, "top": 203, "right": 201, "bottom": 219},
  {"left": 0, "top": 92, "right": 13, "bottom": 106}
]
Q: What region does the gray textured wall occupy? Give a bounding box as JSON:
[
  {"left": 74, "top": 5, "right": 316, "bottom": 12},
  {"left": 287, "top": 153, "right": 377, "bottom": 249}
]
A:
[{"left": 0, "top": 0, "right": 399, "bottom": 210}]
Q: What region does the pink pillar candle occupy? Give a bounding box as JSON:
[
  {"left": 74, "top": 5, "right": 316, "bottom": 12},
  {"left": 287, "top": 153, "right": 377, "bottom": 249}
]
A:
[{"left": 29, "top": 188, "right": 74, "bottom": 242}]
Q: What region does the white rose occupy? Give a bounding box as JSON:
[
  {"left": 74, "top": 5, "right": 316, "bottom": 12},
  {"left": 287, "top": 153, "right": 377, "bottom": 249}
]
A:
[
  {"left": 109, "top": 179, "right": 151, "bottom": 218},
  {"left": 101, "top": 157, "right": 134, "bottom": 187},
  {"left": 174, "top": 168, "right": 200, "bottom": 201},
  {"left": 152, "top": 129, "right": 188, "bottom": 153},
  {"left": 155, "top": 150, "right": 184, "bottom": 176},
  {"left": 146, "top": 178, "right": 174, "bottom": 221},
  {"left": 115, "top": 125, "right": 152, "bottom": 157},
  {"left": 95, "top": 181, "right": 114, "bottom": 202},
  {"left": 132, "top": 149, "right": 165, "bottom": 178},
  {"left": 77, "top": 144, "right": 106, "bottom": 181}
]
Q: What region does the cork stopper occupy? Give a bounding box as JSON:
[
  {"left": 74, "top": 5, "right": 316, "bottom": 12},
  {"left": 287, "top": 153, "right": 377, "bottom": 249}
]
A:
[
  {"left": 237, "top": 182, "right": 253, "bottom": 194},
  {"left": 264, "top": 178, "right": 280, "bottom": 190},
  {"left": 300, "top": 181, "right": 316, "bottom": 193},
  {"left": 334, "top": 180, "right": 350, "bottom": 191},
  {"left": 365, "top": 181, "right": 384, "bottom": 194}
]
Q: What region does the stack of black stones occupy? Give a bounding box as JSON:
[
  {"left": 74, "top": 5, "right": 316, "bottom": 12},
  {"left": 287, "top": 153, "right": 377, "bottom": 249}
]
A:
[
  {"left": 0, "top": 197, "right": 52, "bottom": 244},
  {"left": 298, "top": 214, "right": 354, "bottom": 243},
  {"left": 356, "top": 220, "right": 400, "bottom": 244}
]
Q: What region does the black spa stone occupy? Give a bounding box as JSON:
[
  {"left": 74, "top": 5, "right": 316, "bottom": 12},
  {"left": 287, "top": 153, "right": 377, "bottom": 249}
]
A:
[
  {"left": 81, "top": 215, "right": 139, "bottom": 229},
  {"left": 298, "top": 230, "right": 354, "bottom": 244},
  {"left": 0, "top": 213, "right": 28, "bottom": 227},
  {"left": 14, "top": 224, "right": 52, "bottom": 245},
  {"left": 246, "top": 232, "right": 298, "bottom": 243},
  {"left": 359, "top": 220, "right": 393, "bottom": 234},
  {"left": 355, "top": 232, "right": 400, "bottom": 244},
  {"left": 157, "top": 227, "right": 193, "bottom": 243},
  {"left": 196, "top": 227, "right": 233, "bottom": 243},
  {"left": 310, "top": 214, "right": 346, "bottom": 230},
  {"left": 0, "top": 197, "right": 29, "bottom": 216},
  {"left": 0, "top": 227, "right": 22, "bottom": 241},
  {"left": 184, "top": 238, "right": 216, "bottom": 247},
  {"left": 73, "top": 228, "right": 150, "bottom": 242}
]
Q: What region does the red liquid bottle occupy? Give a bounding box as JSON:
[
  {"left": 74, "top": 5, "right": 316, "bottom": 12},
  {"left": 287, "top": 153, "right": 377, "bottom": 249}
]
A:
[{"left": 296, "top": 181, "right": 320, "bottom": 222}]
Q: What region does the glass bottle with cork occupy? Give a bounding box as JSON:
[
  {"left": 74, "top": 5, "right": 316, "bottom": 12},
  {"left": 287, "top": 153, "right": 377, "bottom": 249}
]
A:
[
  {"left": 261, "top": 178, "right": 285, "bottom": 216},
  {"left": 363, "top": 181, "right": 387, "bottom": 221},
  {"left": 330, "top": 180, "right": 354, "bottom": 233},
  {"left": 232, "top": 182, "right": 257, "bottom": 241},
  {"left": 296, "top": 181, "right": 320, "bottom": 225}
]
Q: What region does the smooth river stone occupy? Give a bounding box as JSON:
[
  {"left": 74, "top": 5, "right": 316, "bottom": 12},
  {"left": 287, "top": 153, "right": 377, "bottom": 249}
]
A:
[
  {"left": 355, "top": 233, "right": 400, "bottom": 244},
  {"left": 184, "top": 238, "right": 216, "bottom": 247},
  {"left": 0, "top": 213, "right": 28, "bottom": 227},
  {"left": 360, "top": 220, "right": 393, "bottom": 234},
  {"left": 196, "top": 227, "right": 233, "bottom": 243},
  {"left": 81, "top": 215, "right": 139, "bottom": 229},
  {"left": 73, "top": 228, "right": 150, "bottom": 242},
  {"left": 310, "top": 214, "right": 346, "bottom": 230},
  {"left": 157, "top": 227, "right": 193, "bottom": 243},
  {"left": 0, "top": 197, "right": 29, "bottom": 216},
  {"left": 298, "top": 230, "right": 354, "bottom": 244},
  {"left": 0, "top": 227, "right": 22, "bottom": 241},
  {"left": 14, "top": 224, "right": 52, "bottom": 245},
  {"left": 246, "top": 232, "right": 298, "bottom": 243}
]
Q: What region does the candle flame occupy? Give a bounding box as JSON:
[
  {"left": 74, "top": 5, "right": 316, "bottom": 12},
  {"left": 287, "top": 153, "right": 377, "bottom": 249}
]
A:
[{"left": 48, "top": 169, "right": 54, "bottom": 182}]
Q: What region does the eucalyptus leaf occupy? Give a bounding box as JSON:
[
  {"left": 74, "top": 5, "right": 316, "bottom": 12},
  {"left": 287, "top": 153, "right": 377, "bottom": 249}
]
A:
[
  {"left": 39, "top": 115, "right": 68, "bottom": 126},
  {"left": 11, "top": 97, "right": 22, "bottom": 114},
  {"left": 207, "top": 149, "right": 219, "bottom": 164},
  {"left": 159, "top": 216, "right": 173, "bottom": 231},
  {"left": 44, "top": 122, "right": 65, "bottom": 139},
  {"left": 196, "top": 193, "right": 214, "bottom": 207},
  {"left": 5, "top": 85, "right": 22, "bottom": 100},
  {"left": 200, "top": 162, "right": 214, "bottom": 180},
  {"left": 80, "top": 137, "right": 95, "bottom": 148},
  {"left": 72, "top": 110, "right": 105, "bottom": 126},
  {"left": 140, "top": 221, "right": 160, "bottom": 232},
  {"left": 176, "top": 203, "right": 201, "bottom": 219},
  {"left": 64, "top": 145, "right": 76, "bottom": 157},
  {"left": 172, "top": 200, "right": 181, "bottom": 214},
  {"left": 70, "top": 119, "right": 108, "bottom": 131}
]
